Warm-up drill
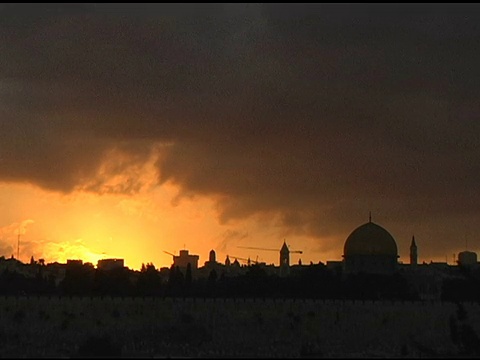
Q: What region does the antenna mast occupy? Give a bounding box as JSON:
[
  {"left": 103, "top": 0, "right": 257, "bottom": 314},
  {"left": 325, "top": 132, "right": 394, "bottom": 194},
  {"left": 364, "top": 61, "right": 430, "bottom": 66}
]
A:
[{"left": 17, "top": 233, "right": 20, "bottom": 260}]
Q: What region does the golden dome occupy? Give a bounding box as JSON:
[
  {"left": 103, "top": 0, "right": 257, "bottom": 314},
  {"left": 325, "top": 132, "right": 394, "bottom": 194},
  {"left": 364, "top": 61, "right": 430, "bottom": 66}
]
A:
[{"left": 344, "top": 221, "right": 398, "bottom": 257}]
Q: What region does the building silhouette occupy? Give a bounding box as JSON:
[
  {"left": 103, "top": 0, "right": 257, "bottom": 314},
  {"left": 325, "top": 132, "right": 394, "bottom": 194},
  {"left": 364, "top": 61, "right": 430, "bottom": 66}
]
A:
[
  {"left": 410, "top": 236, "right": 418, "bottom": 266},
  {"left": 279, "top": 241, "right": 290, "bottom": 276},
  {"left": 458, "top": 250, "right": 477, "bottom": 267},
  {"left": 280, "top": 241, "right": 289, "bottom": 267},
  {"left": 343, "top": 218, "right": 399, "bottom": 275},
  {"left": 173, "top": 249, "right": 199, "bottom": 271},
  {"left": 97, "top": 258, "right": 124, "bottom": 271}
]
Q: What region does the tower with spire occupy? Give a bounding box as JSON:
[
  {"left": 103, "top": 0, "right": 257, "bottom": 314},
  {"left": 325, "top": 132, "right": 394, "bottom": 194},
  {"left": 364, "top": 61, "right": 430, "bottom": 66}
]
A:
[
  {"left": 410, "top": 235, "right": 417, "bottom": 266},
  {"left": 279, "top": 240, "right": 290, "bottom": 277},
  {"left": 280, "top": 240, "right": 290, "bottom": 267}
]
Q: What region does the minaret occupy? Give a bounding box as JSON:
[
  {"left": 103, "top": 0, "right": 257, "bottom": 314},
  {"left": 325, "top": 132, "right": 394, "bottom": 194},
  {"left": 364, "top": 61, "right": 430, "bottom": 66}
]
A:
[{"left": 410, "top": 235, "right": 418, "bottom": 266}]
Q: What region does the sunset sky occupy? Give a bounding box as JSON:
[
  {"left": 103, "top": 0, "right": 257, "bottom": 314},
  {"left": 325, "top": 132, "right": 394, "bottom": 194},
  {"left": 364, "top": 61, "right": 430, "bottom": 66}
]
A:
[{"left": 1, "top": 4, "right": 480, "bottom": 270}]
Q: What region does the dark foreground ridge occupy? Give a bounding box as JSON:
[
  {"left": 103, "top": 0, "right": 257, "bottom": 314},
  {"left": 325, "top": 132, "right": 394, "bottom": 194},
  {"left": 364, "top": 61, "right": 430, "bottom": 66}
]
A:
[{"left": 2, "top": 296, "right": 480, "bottom": 358}]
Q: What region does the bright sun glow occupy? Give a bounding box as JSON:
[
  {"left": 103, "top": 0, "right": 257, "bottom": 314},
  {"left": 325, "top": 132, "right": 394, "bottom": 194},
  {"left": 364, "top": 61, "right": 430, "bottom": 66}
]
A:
[{"left": 0, "top": 180, "right": 331, "bottom": 270}]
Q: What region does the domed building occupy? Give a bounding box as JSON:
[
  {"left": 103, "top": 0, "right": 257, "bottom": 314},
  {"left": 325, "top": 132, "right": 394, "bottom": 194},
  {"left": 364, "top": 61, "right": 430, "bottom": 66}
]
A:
[{"left": 343, "top": 219, "right": 399, "bottom": 274}]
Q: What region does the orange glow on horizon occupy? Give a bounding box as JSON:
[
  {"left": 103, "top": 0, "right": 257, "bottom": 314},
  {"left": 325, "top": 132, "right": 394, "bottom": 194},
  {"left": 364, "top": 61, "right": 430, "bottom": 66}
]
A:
[
  {"left": 0, "top": 181, "right": 463, "bottom": 270},
  {"left": 0, "top": 180, "right": 337, "bottom": 270}
]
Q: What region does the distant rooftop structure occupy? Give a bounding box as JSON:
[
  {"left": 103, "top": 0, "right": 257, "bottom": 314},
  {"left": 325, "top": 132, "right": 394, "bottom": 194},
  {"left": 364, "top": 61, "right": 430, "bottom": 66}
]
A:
[
  {"left": 204, "top": 249, "right": 219, "bottom": 268},
  {"left": 66, "top": 259, "right": 83, "bottom": 266},
  {"left": 458, "top": 251, "right": 477, "bottom": 267},
  {"left": 173, "top": 249, "right": 199, "bottom": 270},
  {"left": 326, "top": 260, "right": 343, "bottom": 271},
  {"left": 97, "top": 258, "right": 124, "bottom": 271}
]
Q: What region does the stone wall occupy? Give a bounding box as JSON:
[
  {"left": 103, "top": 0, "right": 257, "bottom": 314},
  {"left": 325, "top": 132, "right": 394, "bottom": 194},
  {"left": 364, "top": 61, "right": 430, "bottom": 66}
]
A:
[{"left": 0, "top": 296, "right": 477, "bottom": 357}]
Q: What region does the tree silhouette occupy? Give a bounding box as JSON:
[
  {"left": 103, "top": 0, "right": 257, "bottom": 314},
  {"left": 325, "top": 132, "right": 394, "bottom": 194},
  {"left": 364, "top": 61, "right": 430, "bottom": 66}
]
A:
[
  {"left": 61, "top": 262, "right": 94, "bottom": 296},
  {"left": 136, "top": 263, "right": 162, "bottom": 296},
  {"left": 167, "top": 265, "right": 185, "bottom": 296}
]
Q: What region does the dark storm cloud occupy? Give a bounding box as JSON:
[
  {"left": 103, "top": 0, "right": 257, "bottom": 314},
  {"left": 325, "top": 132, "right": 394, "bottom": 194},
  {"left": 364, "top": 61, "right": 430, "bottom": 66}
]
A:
[{"left": 2, "top": 4, "right": 480, "bottom": 257}]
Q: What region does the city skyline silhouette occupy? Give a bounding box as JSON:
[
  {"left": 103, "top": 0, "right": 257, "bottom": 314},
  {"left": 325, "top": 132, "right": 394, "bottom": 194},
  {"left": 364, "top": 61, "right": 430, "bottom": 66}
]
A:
[
  {"left": 1, "top": 4, "right": 480, "bottom": 271},
  {"left": 2, "top": 4, "right": 480, "bottom": 357}
]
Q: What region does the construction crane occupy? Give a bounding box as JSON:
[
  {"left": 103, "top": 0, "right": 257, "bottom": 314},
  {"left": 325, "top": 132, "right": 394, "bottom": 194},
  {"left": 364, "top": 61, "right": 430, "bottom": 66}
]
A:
[
  {"left": 163, "top": 250, "right": 177, "bottom": 262},
  {"left": 238, "top": 246, "right": 277, "bottom": 252},
  {"left": 163, "top": 251, "right": 177, "bottom": 269},
  {"left": 228, "top": 255, "right": 259, "bottom": 266},
  {"left": 237, "top": 240, "right": 303, "bottom": 266},
  {"left": 238, "top": 245, "right": 303, "bottom": 254},
  {"left": 237, "top": 241, "right": 303, "bottom": 254}
]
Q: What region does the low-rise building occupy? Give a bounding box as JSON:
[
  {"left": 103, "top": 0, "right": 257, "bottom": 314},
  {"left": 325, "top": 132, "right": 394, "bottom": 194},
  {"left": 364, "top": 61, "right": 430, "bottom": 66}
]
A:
[{"left": 97, "top": 258, "right": 124, "bottom": 271}]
